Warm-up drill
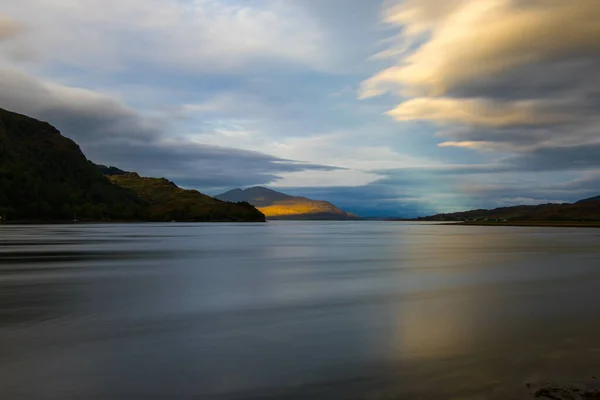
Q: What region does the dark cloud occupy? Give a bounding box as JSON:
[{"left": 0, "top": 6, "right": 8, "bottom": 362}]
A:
[
  {"left": 547, "top": 172, "right": 600, "bottom": 199},
  {"left": 0, "top": 68, "right": 157, "bottom": 141},
  {"left": 503, "top": 143, "right": 600, "bottom": 172},
  {"left": 88, "top": 138, "right": 343, "bottom": 193},
  {"left": 363, "top": 0, "right": 600, "bottom": 181},
  {"left": 0, "top": 67, "right": 341, "bottom": 192},
  {"left": 433, "top": 56, "right": 600, "bottom": 159},
  {"left": 447, "top": 57, "right": 600, "bottom": 102}
]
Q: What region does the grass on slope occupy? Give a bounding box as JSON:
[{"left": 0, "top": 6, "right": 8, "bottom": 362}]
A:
[
  {"left": 109, "top": 173, "right": 265, "bottom": 222},
  {"left": 0, "top": 108, "right": 145, "bottom": 221}
]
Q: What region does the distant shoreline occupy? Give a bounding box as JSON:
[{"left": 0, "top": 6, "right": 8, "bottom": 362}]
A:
[{"left": 447, "top": 221, "right": 600, "bottom": 228}]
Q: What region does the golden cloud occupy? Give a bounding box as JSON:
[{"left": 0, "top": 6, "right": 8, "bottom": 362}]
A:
[
  {"left": 362, "top": 0, "right": 600, "bottom": 97},
  {"left": 0, "top": 15, "right": 23, "bottom": 41},
  {"left": 387, "top": 97, "right": 567, "bottom": 127}
]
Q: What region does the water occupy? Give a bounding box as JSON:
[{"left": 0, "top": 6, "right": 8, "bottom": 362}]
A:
[{"left": 1, "top": 222, "right": 600, "bottom": 399}]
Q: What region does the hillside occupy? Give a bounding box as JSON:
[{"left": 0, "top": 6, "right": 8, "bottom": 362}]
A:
[
  {"left": 216, "top": 186, "right": 359, "bottom": 220},
  {"left": 577, "top": 195, "right": 600, "bottom": 204},
  {"left": 96, "top": 164, "right": 128, "bottom": 176},
  {"left": 419, "top": 197, "right": 600, "bottom": 222},
  {"left": 108, "top": 173, "right": 265, "bottom": 222},
  {"left": 0, "top": 108, "right": 145, "bottom": 221},
  {"left": 0, "top": 108, "right": 264, "bottom": 222}
]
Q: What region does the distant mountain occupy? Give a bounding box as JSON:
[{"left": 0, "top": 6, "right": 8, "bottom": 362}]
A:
[
  {"left": 108, "top": 173, "right": 265, "bottom": 222},
  {"left": 216, "top": 186, "right": 359, "bottom": 220},
  {"left": 419, "top": 196, "right": 600, "bottom": 222},
  {"left": 0, "top": 108, "right": 264, "bottom": 222}
]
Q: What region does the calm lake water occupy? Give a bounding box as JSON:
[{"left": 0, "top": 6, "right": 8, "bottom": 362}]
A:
[{"left": 1, "top": 221, "right": 600, "bottom": 399}]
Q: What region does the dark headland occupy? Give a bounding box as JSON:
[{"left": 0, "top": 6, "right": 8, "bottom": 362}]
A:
[{"left": 0, "top": 108, "right": 265, "bottom": 223}]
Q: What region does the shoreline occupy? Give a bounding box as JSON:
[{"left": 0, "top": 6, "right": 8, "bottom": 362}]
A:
[
  {"left": 447, "top": 221, "right": 600, "bottom": 228},
  {"left": 0, "top": 219, "right": 266, "bottom": 225}
]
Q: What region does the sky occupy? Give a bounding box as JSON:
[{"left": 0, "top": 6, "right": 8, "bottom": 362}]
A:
[{"left": 1, "top": 0, "right": 599, "bottom": 217}]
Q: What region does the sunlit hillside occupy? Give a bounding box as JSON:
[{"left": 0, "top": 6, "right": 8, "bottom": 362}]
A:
[{"left": 217, "top": 187, "right": 359, "bottom": 220}]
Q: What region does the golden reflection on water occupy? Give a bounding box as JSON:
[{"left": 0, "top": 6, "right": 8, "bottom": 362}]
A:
[
  {"left": 394, "top": 296, "right": 477, "bottom": 360},
  {"left": 396, "top": 227, "right": 523, "bottom": 271},
  {"left": 390, "top": 227, "right": 509, "bottom": 360}
]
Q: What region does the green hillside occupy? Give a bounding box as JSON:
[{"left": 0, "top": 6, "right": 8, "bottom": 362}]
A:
[
  {"left": 108, "top": 173, "right": 265, "bottom": 222},
  {"left": 419, "top": 198, "right": 600, "bottom": 223},
  {"left": 0, "top": 108, "right": 264, "bottom": 222},
  {"left": 0, "top": 108, "right": 145, "bottom": 221}
]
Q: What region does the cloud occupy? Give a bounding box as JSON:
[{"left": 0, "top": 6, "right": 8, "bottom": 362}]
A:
[
  {"left": 362, "top": 0, "right": 600, "bottom": 97},
  {"left": 270, "top": 169, "right": 379, "bottom": 188},
  {"left": 503, "top": 143, "right": 600, "bottom": 172},
  {"left": 0, "top": 67, "right": 163, "bottom": 144},
  {"left": 0, "top": 66, "right": 342, "bottom": 192},
  {"left": 549, "top": 171, "right": 600, "bottom": 197},
  {"left": 280, "top": 184, "right": 433, "bottom": 217},
  {"left": 91, "top": 137, "right": 342, "bottom": 193},
  {"left": 0, "top": 15, "right": 23, "bottom": 41},
  {"left": 286, "top": 166, "right": 600, "bottom": 217},
  {"left": 179, "top": 122, "right": 450, "bottom": 188},
  {"left": 360, "top": 0, "right": 600, "bottom": 184},
  {"left": 0, "top": 1, "right": 401, "bottom": 198},
  {"left": 2, "top": 0, "right": 598, "bottom": 216},
  {"left": 387, "top": 97, "right": 568, "bottom": 127},
  {"left": 368, "top": 166, "right": 583, "bottom": 213},
  {"left": 2, "top": 0, "right": 327, "bottom": 72}
]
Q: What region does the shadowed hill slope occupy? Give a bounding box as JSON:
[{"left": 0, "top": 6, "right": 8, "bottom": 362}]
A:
[
  {"left": 96, "top": 164, "right": 128, "bottom": 176},
  {"left": 577, "top": 195, "right": 600, "bottom": 204},
  {"left": 0, "top": 108, "right": 145, "bottom": 220},
  {"left": 419, "top": 196, "right": 600, "bottom": 222},
  {"left": 0, "top": 108, "right": 264, "bottom": 222},
  {"left": 108, "top": 173, "right": 265, "bottom": 222}
]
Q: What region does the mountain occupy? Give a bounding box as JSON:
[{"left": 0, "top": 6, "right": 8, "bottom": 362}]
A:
[
  {"left": 0, "top": 108, "right": 145, "bottom": 221},
  {"left": 576, "top": 195, "right": 600, "bottom": 204},
  {"left": 216, "top": 186, "right": 359, "bottom": 220},
  {"left": 0, "top": 108, "right": 264, "bottom": 222},
  {"left": 108, "top": 173, "right": 265, "bottom": 222},
  {"left": 419, "top": 196, "right": 600, "bottom": 222},
  {"left": 216, "top": 187, "right": 292, "bottom": 207},
  {"left": 96, "top": 164, "right": 128, "bottom": 176}
]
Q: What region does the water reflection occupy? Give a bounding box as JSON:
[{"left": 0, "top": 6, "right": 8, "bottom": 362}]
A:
[
  {"left": 0, "top": 281, "right": 79, "bottom": 326},
  {"left": 1, "top": 222, "right": 600, "bottom": 399}
]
